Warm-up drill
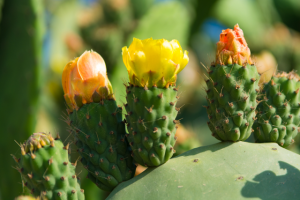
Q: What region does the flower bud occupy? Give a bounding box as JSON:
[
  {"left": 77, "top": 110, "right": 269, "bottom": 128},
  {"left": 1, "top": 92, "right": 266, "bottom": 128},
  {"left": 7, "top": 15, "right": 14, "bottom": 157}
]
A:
[
  {"left": 62, "top": 51, "right": 113, "bottom": 110},
  {"left": 122, "top": 38, "right": 189, "bottom": 88},
  {"left": 216, "top": 24, "right": 252, "bottom": 65}
]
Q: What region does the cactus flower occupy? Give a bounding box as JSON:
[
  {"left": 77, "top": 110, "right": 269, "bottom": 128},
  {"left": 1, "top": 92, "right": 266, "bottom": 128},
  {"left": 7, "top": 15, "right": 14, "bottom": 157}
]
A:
[
  {"left": 122, "top": 38, "right": 189, "bottom": 88},
  {"left": 62, "top": 50, "right": 113, "bottom": 110},
  {"left": 216, "top": 24, "right": 252, "bottom": 65}
]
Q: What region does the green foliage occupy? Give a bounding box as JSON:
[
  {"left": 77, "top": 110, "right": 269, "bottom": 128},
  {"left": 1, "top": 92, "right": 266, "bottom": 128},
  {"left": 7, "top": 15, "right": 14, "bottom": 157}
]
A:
[
  {"left": 14, "top": 133, "right": 85, "bottom": 200},
  {"left": 205, "top": 63, "right": 260, "bottom": 141},
  {"left": 69, "top": 101, "right": 136, "bottom": 191},
  {"left": 107, "top": 141, "right": 300, "bottom": 200},
  {"left": 254, "top": 73, "right": 300, "bottom": 147},
  {"left": 125, "top": 86, "right": 179, "bottom": 166},
  {"left": 0, "top": 0, "right": 43, "bottom": 199}
]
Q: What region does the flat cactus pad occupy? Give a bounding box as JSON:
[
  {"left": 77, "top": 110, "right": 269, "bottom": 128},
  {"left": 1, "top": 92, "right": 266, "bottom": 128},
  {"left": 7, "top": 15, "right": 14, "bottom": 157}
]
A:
[{"left": 107, "top": 142, "right": 300, "bottom": 200}]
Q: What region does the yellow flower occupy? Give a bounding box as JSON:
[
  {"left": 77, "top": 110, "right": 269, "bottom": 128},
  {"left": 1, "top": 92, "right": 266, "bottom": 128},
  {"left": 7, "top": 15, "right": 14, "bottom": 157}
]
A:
[
  {"left": 62, "top": 50, "right": 113, "bottom": 110},
  {"left": 216, "top": 24, "right": 252, "bottom": 65},
  {"left": 122, "top": 38, "right": 189, "bottom": 88}
]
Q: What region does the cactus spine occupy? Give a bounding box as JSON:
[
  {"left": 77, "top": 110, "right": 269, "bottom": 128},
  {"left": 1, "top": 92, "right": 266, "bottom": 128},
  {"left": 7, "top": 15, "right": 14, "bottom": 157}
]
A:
[
  {"left": 13, "top": 132, "right": 85, "bottom": 200},
  {"left": 205, "top": 24, "right": 260, "bottom": 141},
  {"left": 254, "top": 72, "right": 300, "bottom": 147}
]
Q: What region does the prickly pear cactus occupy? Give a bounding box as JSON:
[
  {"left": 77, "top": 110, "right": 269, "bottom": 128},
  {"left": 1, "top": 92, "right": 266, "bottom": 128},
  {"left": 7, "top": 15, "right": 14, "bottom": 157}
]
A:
[
  {"left": 205, "top": 24, "right": 260, "bottom": 141},
  {"left": 122, "top": 38, "right": 189, "bottom": 166},
  {"left": 13, "top": 132, "right": 85, "bottom": 200},
  {"left": 254, "top": 72, "right": 300, "bottom": 147},
  {"left": 62, "top": 51, "right": 135, "bottom": 191},
  {"left": 124, "top": 86, "right": 179, "bottom": 166},
  {"left": 106, "top": 142, "right": 300, "bottom": 200}
]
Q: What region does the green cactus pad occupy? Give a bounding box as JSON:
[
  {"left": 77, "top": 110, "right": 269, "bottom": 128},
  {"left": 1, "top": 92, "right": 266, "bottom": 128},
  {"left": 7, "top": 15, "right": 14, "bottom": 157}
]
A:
[
  {"left": 107, "top": 142, "right": 300, "bottom": 200},
  {"left": 68, "top": 100, "right": 136, "bottom": 191},
  {"left": 14, "top": 132, "right": 85, "bottom": 200},
  {"left": 205, "top": 63, "right": 260, "bottom": 141},
  {"left": 125, "top": 85, "right": 179, "bottom": 167},
  {"left": 254, "top": 72, "right": 300, "bottom": 147}
]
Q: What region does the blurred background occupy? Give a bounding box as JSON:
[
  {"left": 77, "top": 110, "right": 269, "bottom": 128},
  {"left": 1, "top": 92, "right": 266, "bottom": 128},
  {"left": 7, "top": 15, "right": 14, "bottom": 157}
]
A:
[{"left": 1, "top": 0, "right": 300, "bottom": 199}]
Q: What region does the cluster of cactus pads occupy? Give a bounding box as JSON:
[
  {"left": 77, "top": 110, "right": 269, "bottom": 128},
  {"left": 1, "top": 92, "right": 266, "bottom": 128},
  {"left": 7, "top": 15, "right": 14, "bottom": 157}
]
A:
[{"left": 12, "top": 25, "right": 300, "bottom": 199}]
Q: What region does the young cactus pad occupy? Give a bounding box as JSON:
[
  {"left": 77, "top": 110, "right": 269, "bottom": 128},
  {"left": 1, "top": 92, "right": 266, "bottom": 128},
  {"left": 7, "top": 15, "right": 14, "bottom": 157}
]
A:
[
  {"left": 122, "top": 38, "right": 189, "bottom": 166},
  {"left": 62, "top": 51, "right": 135, "bottom": 191},
  {"left": 106, "top": 142, "right": 300, "bottom": 200},
  {"left": 13, "top": 132, "right": 85, "bottom": 200},
  {"left": 254, "top": 72, "right": 300, "bottom": 147},
  {"left": 205, "top": 24, "right": 260, "bottom": 141}
]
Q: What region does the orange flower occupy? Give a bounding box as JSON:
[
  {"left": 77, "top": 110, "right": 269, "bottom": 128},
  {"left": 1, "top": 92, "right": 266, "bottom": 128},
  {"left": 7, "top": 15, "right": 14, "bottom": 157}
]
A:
[
  {"left": 216, "top": 24, "right": 252, "bottom": 65},
  {"left": 62, "top": 51, "right": 113, "bottom": 110}
]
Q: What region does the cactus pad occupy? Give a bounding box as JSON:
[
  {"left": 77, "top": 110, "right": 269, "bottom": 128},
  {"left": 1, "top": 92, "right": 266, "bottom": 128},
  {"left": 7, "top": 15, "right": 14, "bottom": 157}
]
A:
[
  {"left": 254, "top": 72, "right": 300, "bottom": 147},
  {"left": 125, "top": 85, "right": 179, "bottom": 166},
  {"left": 14, "top": 132, "right": 85, "bottom": 200},
  {"left": 106, "top": 142, "right": 300, "bottom": 200},
  {"left": 205, "top": 63, "right": 260, "bottom": 141},
  {"left": 68, "top": 100, "right": 136, "bottom": 191},
  {"left": 205, "top": 25, "right": 260, "bottom": 141}
]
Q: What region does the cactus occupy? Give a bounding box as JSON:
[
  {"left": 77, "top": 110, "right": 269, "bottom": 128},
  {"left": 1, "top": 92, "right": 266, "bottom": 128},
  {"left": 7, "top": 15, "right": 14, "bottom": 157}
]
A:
[
  {"left": 13, "top": 132, "right": 85, "bottom": 200},
  {"left": 122, "top": 38, "right": 189, "bottom": 166},
  {"left": 106, "top": 141, "right": 300, "bottom": 200},
  {"left": 0, "top": 0, "right": 43, "bottom": 199},
  {"left": 62, "top": 51, "right": 135, "bottom": 191},
  {"left": 254, "top": 72, "right": 300, "bottom": 147},
  {"left": 205, "top": 24, "right": 260, "bottom": 141}
]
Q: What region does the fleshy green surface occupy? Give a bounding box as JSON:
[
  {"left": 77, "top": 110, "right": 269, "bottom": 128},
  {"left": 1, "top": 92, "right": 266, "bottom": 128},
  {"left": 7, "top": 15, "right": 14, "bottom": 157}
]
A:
[
  {"left": 254, "top": 75, "right": 300, "bottom": 147},
  {"left": 205, "top": 63, "right": 260, "bottom": 141},
  {"left": 125, "top": 86, "right": 179, "bottom": 166},
  {"left": 17, "top": 135, "right": 84, "bottom": 200},
  {"left": 69, "top": 101, "right": 136, "bottom": 191},
  {"left": 107, "top": 142, "right": 300, "bottom": 200},
  {"left": 0, "top": 0, "right": 43, "bottom": 199}
]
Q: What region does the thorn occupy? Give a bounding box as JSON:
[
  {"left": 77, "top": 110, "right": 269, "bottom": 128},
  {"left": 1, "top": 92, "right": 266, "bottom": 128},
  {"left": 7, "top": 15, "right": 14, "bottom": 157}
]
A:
[
  {"left": 44, "top": 176, "right": 50, "bottom": 181},
  {"left": 63, "top": 162, "right": 68, "bottom": 165},
  {"left": 27, "top": 173, "right": 33, "bottom": 179},
  {"left": 271, "top": 80, "right": 275, "bottom": 86},
  {"left": 50, "top": 141, "right": 55, "bottom": 147},
  {"left": 63, "top": 143, "right": 70, "bottom": 150},
  {"left": 71, "top": 190, "right": 76, "bottom": 194},
  {"left": 55, "top": 133, "right": 60, "bottom": 140},
  {"left": 31, "top": 153, "right": 36, "bottom": 159},
  {"left": 49, "top": 158, "right": 53, "bottom": 165},
  {"left": 158, "top": 93, "right": 163, "bottom": 99},
  {"left": 251, "top": 78, "right": 256, "bottom": 82},
  {"left": 86, "top": 114, "right": 90, "bottom": 119},
  {"left": 162, "top": 116, "right": 167, "bottom": 120},
  {"left": 166, "top": 132, "right": 171, "bottom": 137}
]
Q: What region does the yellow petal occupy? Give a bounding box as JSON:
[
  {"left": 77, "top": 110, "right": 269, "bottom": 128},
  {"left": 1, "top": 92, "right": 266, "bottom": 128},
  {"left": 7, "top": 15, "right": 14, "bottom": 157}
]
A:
[
  {"left": 170, "top": 40, "right": 183, "bottom": 64},
  {"left": 177, "top": 50, "right": 189, "bottom": 74}
]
